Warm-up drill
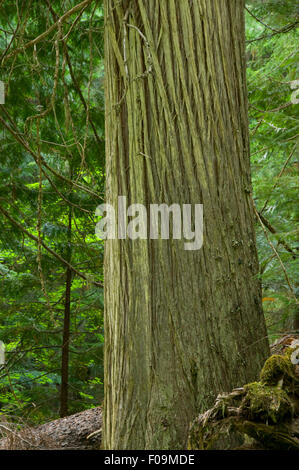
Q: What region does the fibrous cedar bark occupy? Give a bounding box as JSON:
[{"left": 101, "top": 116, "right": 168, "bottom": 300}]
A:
[{"left": 103, "top": 0, "right": 270, "bottom": 449}]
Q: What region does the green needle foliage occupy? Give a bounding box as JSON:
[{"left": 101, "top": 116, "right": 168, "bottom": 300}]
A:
[
  {"left": 0, "top": 0, "right": 105, "bottom": 423},
  {"left": 246, "top": 0, "right": 298, "bottom": 338}
]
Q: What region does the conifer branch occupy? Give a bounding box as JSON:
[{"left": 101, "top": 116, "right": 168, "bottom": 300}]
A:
[{"left": 0, "top": 205, "right": 103, "bottom": 288}]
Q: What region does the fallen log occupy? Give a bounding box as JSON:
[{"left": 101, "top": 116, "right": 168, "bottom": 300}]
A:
[{"left": 0, "top": 406, "right": 102, "bottom": 450}]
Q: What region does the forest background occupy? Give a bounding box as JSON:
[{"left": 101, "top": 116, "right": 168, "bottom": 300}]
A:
[{"left": 0, "top": 0, "right": 298, "bottom": 424}]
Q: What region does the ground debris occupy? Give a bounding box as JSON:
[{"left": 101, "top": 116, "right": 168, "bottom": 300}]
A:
[
  {"left": 0, "top": 407, "right": 102, "bottom": 450},
  {"left": 188, "top": 338, "right": 299, "bottom": 450}
]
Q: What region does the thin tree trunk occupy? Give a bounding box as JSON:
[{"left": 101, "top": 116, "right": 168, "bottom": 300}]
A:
[
  {"left": 60, "top": 207, "right": 72, "bottom": 418},
  {"left": 103, "top": 0, "right": 270, "bottom": 449}
]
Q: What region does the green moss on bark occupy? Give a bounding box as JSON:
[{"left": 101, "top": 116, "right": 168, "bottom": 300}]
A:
[
  {"left": 242, "top": 382, "right": 293, "bottom": 423},
  {"left": 260, "top": 355, "right": 295, "bottom": 386},
  {"left": 188, "top": 347, "right": 299, "bottom": 450}
]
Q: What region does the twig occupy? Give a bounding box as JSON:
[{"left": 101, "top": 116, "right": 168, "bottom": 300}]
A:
[
  {"left": 45, "top": 0, "right": 103, "bottom": 148},
  {"left": 0, "top": 205, "right": 103, "bottom": 287},
  {"left": 245, "top": 7, "right": 279, "bottom": 32},
  {"left": 0, "top": 109, "right": 101, "bottom": 199},
  {"left": 257, "top": 213, "right": 297, "bottom": 259},
  {"left": 2, "top": 0, "right": 93, "bottom": 64},
  {"left": 253, "top": 204, "right": 298, "bottom": 304},
  {"left": 246, "top": 20, "right": 299, "bottom": 44},
  {"left": 260, "top": 142, "right": 298, "bottom": 213},
  {"left": 0, "top": 424, "right": 39, "bottom": 448}
]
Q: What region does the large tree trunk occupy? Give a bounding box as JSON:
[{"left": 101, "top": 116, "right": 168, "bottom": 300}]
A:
[{"left": 103, "top": 0, "right": 270, "bottom": 450}]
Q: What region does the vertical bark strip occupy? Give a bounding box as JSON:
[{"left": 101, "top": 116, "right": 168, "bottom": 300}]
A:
[
  {"left": 60, "top": 207, "right": 72, "bottom": 418},
  {"left": 104, "top": 0, "right": 270, "bottom": 449}
]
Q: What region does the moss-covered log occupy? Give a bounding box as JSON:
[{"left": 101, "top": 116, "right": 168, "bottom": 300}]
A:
[{"left": 188, "top": 341, "right": 299, "bottom": 450}]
